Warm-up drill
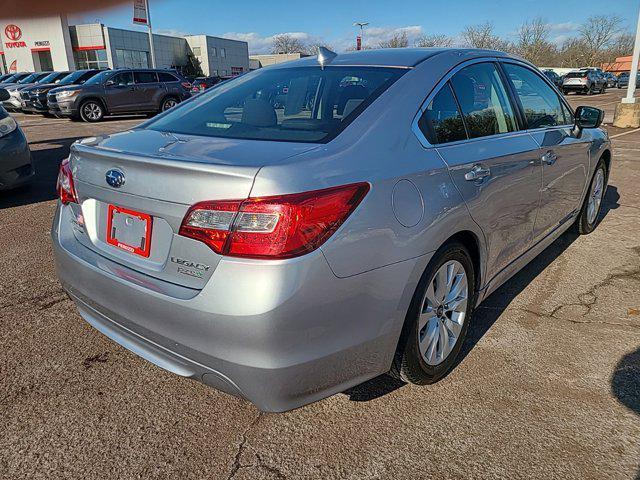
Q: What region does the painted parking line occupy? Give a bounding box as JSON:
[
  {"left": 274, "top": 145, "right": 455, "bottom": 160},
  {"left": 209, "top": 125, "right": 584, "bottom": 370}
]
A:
[{"left": 610, "top": 128, "right": 640, "bottom": 139}]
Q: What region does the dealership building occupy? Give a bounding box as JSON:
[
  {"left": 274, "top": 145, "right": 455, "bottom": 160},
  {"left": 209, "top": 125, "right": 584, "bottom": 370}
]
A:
[{"left": 0, "top": 15, "right": 249, "bottom": 77}]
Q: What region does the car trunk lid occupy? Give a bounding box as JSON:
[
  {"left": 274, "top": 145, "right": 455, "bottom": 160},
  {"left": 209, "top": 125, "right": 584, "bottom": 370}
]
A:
[{"left": 66, "top": 129, "right": 317, "bottom": 289}]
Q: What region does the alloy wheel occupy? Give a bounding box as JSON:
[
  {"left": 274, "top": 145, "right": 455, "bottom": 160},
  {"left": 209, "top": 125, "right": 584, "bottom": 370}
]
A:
[
  {"left": 163, "top": 98, "right": 178, "bottom": 111},
  {"left": 587, "top": 168, "right": 605, "bottom": 225},
  {"left": 418, "top": 260, "right": 468, "bottom": 366},
  {"left": 83, "top": 102, "right": 102, "bottom": 121}
]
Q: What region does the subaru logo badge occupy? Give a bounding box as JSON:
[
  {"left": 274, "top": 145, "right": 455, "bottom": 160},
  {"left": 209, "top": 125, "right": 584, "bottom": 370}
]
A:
[{"left": 105, "top": 169, "right": 125, "bottom": 188}]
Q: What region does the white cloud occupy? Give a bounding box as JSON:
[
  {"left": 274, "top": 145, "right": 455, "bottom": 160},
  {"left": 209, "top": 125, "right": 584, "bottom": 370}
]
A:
[
  {"left": 223, "top": 25, "right": 427, "bottom": 55},
  {"left": 155, "top": 28, "right": 190, "bottom": 37},
  {"left": 547, "top": 21, "right": 580, "bottom": 34}
]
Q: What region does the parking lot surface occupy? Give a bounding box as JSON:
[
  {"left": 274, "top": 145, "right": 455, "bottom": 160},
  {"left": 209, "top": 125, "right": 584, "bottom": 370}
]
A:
[{"left": 1, "top": 89, "right": 639, "bottom": 479}]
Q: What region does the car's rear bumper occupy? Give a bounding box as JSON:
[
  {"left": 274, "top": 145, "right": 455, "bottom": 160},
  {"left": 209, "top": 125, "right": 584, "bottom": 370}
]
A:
[
  {"left": 0, "top": 127, "right": 33, "bottom": 190},
  {"left": 563, "top": 83, "right": 590, "bottom": 91},
  {"left": 52, "top": 203, "right": 423, "bottom": 411}
]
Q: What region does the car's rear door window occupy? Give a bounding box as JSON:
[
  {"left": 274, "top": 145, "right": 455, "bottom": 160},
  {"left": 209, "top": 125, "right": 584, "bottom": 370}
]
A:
[
  {"left": 134, "top": 71, "right": 158, "bottom": 84},
  {"left": 418, "top": 82, "right": 467, "bottom": 144},
  {"left": 148, "top": 66, "right": 406, "bottom": 143},
  {"left": 450, "top": 63, "right": 517, "bottom": 139},
  {"left": 157, "top": 72, "right": 179, "bottom": 82},
  {"left": 502, "top": 63, "right": 565, "bottom": 128}
]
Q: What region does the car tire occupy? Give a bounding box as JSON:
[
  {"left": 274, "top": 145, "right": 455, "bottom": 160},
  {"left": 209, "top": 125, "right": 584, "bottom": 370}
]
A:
[
  {"left": 160, "top": 96, "right": 179, "bottom": 112},
  {"left": 79, "top": 100, "right": 104, "bottom": 122},
  {"left": 392, "top": 242, "right": 476, "bottom": 385},
  {"left": 573, "top": 159, "right": 607, "bottom": 235}
]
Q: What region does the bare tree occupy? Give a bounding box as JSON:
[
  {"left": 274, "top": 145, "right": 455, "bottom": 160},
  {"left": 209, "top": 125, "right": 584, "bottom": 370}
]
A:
[
  {"left": 578, "top": 15, "right": 624, "bottom": 65},
  {"left": 415, "top": 34, "right": 454, "bottom": 48},
  {"left": 557, "top": 38, "right": 589, "bottom": 68},
  {"left": 515, "top": 17, "right": 557, "bottom": 66},
  {"left": 306, "top": 42, "right": 334, "bottom": 55},
  {"left": 604, "top": 33, "right": 635, "bottom": 62},
  {"left": 271, "top": 34, "right": 308, "bottom": 54},
  {"left": 461, "top": 22, "right": 511, "bottom": 51},
  {"left": 378, "top": 31, "right": 409, "bottom": 49}
]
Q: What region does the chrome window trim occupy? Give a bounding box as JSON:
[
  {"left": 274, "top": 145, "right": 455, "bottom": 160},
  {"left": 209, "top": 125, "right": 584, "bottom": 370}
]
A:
[{"left": 412, "top": 56, "right": 574, "bottom": 150}]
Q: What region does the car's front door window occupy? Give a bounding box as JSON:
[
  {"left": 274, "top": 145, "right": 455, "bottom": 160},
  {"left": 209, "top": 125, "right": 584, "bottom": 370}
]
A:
[
  {"left": 109, "top": 72, "right": 134, "bottom": 87},
  {"left": 503, "top": 63, "right": 566, "bottom": 129}
]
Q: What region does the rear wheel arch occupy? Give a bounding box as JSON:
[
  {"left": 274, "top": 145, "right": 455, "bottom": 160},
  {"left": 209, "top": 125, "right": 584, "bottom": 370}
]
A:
[{"left": 443, "top": 230, "right": 483, "bottom": 294}]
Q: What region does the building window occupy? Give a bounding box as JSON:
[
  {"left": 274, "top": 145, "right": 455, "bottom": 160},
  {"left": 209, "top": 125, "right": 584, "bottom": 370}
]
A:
[
  {"left": 221, "top": 69, "right": 227, "bottom": 76},
  {"left": 211, "top": 47, "right": 217, "bottom": 57},
  {"left": 115, "top": 49, "right": 149, "bottom": 69},
  {"left": 231, "top": 66, "right": 243, "bottom": 76},
  {"left": 220, "top": 48, "right": 226, "bottom": 58},
  {"left": 74, "top": 48, "right": 109, "bottom": 70},
  {"left": 211, "top": 69, "right": 218, "bottom": 76},
  {"left": 192, "top": 46, "right": 201, "bottom": 56}
]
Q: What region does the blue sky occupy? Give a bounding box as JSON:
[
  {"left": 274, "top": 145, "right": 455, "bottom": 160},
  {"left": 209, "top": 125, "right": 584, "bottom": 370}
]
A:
[{"left": 71, "top": 0, "right": 639, "bottom": 53}]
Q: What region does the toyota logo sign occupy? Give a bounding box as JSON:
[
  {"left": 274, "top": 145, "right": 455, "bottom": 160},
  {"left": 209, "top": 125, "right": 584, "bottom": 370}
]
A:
[{"left": 4, "top": 24, "right": 21, "bottom": 42}]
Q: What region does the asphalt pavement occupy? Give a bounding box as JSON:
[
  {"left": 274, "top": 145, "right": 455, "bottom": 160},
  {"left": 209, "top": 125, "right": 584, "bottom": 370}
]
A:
[{"left": 0, "top": 89, "right": 639, "bottom": 479}]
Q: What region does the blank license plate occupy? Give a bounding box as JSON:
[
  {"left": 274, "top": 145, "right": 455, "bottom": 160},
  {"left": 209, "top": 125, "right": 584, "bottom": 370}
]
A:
[{"left": 106, "top": 205, "right": 153, "bottom": 257}]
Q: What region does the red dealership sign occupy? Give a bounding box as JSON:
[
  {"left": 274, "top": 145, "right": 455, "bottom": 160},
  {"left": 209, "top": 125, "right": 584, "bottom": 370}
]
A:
[
  {"left": 4, "top": 24, "right": 26, "bottom": 48},
  {"left": 5, "top": 24, "right": 21, "bottom": 41}
]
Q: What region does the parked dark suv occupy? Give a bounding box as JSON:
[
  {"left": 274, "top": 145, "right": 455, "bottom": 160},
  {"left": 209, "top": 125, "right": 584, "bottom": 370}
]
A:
[
  {"left": 21, "top": 69, "right": 100, "bottom": 115},
  {"left": 48, "top": 69, "right": 191, "bottom": 122}
]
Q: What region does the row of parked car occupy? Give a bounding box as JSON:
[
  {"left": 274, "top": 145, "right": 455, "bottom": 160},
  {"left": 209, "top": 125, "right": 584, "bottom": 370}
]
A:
[
  {"left": 0, "top": 69, "right": 228, "bottom": 123},
  {"left": 543, "top": 68, "right": 635, "bottom": 95}
]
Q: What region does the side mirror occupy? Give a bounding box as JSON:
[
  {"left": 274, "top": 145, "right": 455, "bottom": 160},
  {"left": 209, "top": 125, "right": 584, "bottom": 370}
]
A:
[
  {"left": 574, "top": 106, "right": 604, "bottom": 133},
  {"left": 0, "top": 88, "right": 9, "bottom": 102},
  {"left": 105, "top": 80, "right": 115, "bottom": 87}
]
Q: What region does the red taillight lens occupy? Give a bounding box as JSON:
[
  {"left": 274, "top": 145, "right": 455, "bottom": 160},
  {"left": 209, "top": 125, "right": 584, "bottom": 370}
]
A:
[
  {"left": 181, "top": 82, "right": 191, "bottom": 90},
  {"left": 179, "top": 183, "right": 370, "bottom": 259},
  {"left": 56, "top": 158, "right": 78, "bottom": 205}
]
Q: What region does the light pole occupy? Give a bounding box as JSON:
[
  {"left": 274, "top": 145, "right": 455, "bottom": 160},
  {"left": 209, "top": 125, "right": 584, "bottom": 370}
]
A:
[
  {"left": 353, "top": 22, "right": 369, "bottom": 50},
  {"left": 623, "top": 6, "right": 640, "bottom": 104},
  {"left": 146, "top": 0, "right": 156, "bottom": 68},
  {"left": 613, "top": 4, "right": 640, "bottom": 127}
]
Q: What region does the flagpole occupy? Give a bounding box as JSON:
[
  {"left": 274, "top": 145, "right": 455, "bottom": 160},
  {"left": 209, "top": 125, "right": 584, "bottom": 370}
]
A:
[{"left": 146, "top": 0, "right": 156, "bottom": 68}]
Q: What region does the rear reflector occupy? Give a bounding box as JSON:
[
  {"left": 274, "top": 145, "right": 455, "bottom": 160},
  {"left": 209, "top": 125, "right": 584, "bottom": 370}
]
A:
[
  {"left": 179, "top": 183, "right": 370, "bottom": 259},
  {"left": 56, "top": 158, "right": 78, "bottom": 205}
]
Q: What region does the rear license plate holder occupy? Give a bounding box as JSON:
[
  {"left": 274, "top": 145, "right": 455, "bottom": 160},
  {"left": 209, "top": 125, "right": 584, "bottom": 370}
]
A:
[{"left": 106, "top": 205, "right": 153, "bottom": 258}]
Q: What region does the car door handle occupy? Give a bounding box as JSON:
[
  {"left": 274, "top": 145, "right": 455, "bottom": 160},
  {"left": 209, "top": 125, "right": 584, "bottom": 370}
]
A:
[
  {"left": 464, "top": 164, "right": 491, "bottom": 182},
  {"left": 542, "top": 151, "right": 558, "bottom": 165}
]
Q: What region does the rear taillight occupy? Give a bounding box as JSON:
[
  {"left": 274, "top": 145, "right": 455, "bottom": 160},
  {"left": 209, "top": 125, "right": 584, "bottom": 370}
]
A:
[
  {"left": 56, "top": 158, "right": 78, "bottom": 205},
  {"left": 181, "top": 82, "right": 191, "bottom": 90},
  {"left": 179, "top": 183, "right": 370, "bottom": 259}
]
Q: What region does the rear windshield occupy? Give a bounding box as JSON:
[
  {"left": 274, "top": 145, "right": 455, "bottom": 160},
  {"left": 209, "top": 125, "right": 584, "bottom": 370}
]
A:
[
  {"left": 565, "top": 72, "right": 588, "bottom": 79},
  {"left": 147, "top": 66, "right": 406, "bottom": 143}
]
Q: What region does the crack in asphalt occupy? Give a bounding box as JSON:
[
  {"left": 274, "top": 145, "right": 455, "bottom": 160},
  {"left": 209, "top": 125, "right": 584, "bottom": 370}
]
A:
[
  {"left": 518, "top": 248, "right": 640, "bottom": 329},
  {"left": 226, "top": 412, "right": 287, "bottom": 480}
]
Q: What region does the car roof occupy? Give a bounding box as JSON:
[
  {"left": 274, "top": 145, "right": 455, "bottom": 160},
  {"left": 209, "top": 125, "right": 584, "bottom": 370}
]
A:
[{"left": 269, "top": 48, "right": 511, "bottom": 69}]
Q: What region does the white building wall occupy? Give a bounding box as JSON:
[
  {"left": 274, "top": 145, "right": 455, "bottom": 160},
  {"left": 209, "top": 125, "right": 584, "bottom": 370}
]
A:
[
  {"left": 185, "top": 35, "right": 249, "bottom": 76},
  {"left": 184, "top": 35, "right": 209, "bottom": 76},
  {"left": 0, "top": 15, "right": 74, "bottom": 72}
]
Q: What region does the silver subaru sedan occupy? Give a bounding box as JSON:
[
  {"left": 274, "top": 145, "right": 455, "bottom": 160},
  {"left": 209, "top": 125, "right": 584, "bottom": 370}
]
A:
[{"left": 53, "top": 48, "right": 610, "bottom": 412}]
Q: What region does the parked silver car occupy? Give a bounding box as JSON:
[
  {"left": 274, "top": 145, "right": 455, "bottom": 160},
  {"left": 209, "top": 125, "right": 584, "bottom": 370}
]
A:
[
  {"left": 562, "top": 69, "right": 606, "bottom": 95},
  {"left": 53, "top": 48, "right": 611, "bottom": 412}
]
